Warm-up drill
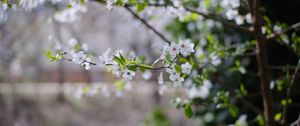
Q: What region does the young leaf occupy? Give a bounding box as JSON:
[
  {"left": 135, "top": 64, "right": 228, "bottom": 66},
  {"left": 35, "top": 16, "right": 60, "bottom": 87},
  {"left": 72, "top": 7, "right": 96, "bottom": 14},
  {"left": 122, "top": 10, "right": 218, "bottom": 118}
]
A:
[
  {"left": 184, "top": 104, "right": 193, "bottom": 118},
  {"left": 126, "top": 64, "right": 137, "bottom": 72}
]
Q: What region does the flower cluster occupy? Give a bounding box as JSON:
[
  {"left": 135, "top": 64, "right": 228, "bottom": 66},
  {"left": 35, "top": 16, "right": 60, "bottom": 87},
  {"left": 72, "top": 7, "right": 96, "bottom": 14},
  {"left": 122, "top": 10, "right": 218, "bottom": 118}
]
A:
[
  {"left": 221, "top": 0, "right": 252, "bottom": 25},
  {"left": 53, "top": 0, "right": 88, "bottom": 23}
]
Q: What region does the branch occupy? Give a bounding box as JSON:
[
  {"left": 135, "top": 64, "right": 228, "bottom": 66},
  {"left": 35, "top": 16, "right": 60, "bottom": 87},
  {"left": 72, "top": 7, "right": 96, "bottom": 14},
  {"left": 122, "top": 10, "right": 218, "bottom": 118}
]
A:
[
  {"left": 183, "top": 7, "right": 253, "bottom": 34},
  {"left": 252, "top": 0, "right": 275, "bottom": 125},
  {"left": 267, "top": 21, "right": 300, "bottom": 40},
  {"left": 282, "top": 63, "right": 300, "bottom": 125},
  {"left": 216, "top": 77, "right": 262, "bottom": 114},
  {"left": 124, "top": 5, "right": 172, "bottom": 45},
  {"left": 93, "top": 0, "right": 253, "bottom": 36},
  {"left": 61, "top": 57, "right": 177, "bottom": 71}
]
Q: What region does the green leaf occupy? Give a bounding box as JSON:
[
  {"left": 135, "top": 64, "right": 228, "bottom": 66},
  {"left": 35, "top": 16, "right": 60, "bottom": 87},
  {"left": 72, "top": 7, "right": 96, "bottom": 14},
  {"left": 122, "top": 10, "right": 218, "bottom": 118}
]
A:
[
  {"left": 119, "top": 53, "right": 126, "bottom": 64},
  {"left": 229, "top": 105, "right": 239, "bottom": 117},
  {"left": 256, "top": 115, "right": 265, "bottom": 126},
  {"left": 175, "top": 64, "right": 182, "bottom": 73},
  {"left": 67, "top": 3, "right": 73, "bottom": 8},
  {"left": 126, "top": 64, "right": 137, "bottom": 72},
  {"left": 184, "top": 104, "right": 193, "bottom": 118},
  {"left": 138, "top": 64, "right": 153, "bottom": 69},
  {"left": 44, "top": 50, "right": 57, "bottom": 62},
  {"left": 114, "top": 56, "right": 125, "bottom": 66},
  {"left": 136, "top": 2, "right": 148, "bottom": 12},
  {"left": 274, "top": 113, "right": 282, "bottom": 121},
  {"left": 239, "top": 83, "right": 248, "bottom": 96}
]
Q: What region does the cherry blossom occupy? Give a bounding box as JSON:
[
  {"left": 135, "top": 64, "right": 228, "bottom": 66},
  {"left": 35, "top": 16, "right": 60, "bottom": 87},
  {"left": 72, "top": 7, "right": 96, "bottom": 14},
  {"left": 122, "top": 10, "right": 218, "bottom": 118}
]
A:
[
  {"left": 72, "top": 51, "right": 86, "bottom": 64},
  {"left": 122, "top": 69, "right": 136, "bottom": 80},
  {"left": 167, "top": 43, "right": 180, "bottom": 57},
  {"left": 181, "top": 62, "right": 192, "bottom": 74},
  {"left": 178, "top": 39, "right": 194, "bottom": 57}
]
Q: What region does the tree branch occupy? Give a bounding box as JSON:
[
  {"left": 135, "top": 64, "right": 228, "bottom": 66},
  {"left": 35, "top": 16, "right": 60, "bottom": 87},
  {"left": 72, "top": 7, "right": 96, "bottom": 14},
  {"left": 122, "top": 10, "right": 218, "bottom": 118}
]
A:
[
  {"left": 268, "top": 21, "right": 300, "bottom": 40},
  {"left": 252, "top": 0, "right": 275, "bottom": 125},
  {"left": 216, "top": 77, "right": 262, "bottom": 114},
  {"left": 93, "top": 0, "right": 253, "bottom": 36},
  {"left": 282, "top": 63, "right": 300, "bottom": 125},
  {"left": 124, "top": 5, "right": 172, "bottom": 45},
  {"left": 183, "top": 7, "right": 253, "bottom": 34}
]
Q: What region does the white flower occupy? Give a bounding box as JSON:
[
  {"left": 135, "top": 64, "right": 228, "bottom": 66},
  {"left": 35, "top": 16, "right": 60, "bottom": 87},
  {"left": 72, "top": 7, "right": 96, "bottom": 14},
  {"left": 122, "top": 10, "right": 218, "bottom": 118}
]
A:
[
  {"left": 19, "top": 0, "right": 45, "bottom": 10},
  {"left": 235, "top": 15, "right": 244, "bottom": 25},
  {"left": 176, "top": 6, "right": 187, "bottom": 22},
  {"left": 166, "top": 67, "right": 179, "bottom": 81},
  {"left": 106, "top": 0, "right": 116, "bottom": 10},
  {"left": 160, "top": 44, "right": 169, "bottom": 60},
  {"left": 245, "top": 13, "right": 252, "bottom": 24},
  {"left": 166, "top": 6, "right": 187, "bottom": 21},
  {"left": 178, "top": 39, "right": 194, "bottom": 57},
  {"left": 158, "top": 72, "right": 164, "bottom": 85},
  {"left": 172, "top": 74, "right": 184, "bottom": 86},
  {"left": 98, "top": 48, "right": 112, "bottom": 68},
  {"left": 230, "top": 0, "right": 240, "bottom": 8},
  {"left": 181, "top": 62, "right": 192, "bottom": 74},
  {"left": 53, "top": 2, "right": 87, "bottom": 23},
  {"left": 2, "top": 3, "right": 8, "bottom": 10},
  {"left": 188, "top": 80, "right": 212, "bottom": 99},
  {"left": 81, "top": 43, "right": 88, "bottom": 52},
  {"left": 273, "top": 25, "right": 282, "bottom": 33},
  {"left": 122, "top": 69, "right": 136, "bottom": 80},
  {"left": 173, "top": 0, "right": 181, "bottom": 7},
  {"left": 98, "top": 56, "right": 107, "bottom": 68},
  {"left": 210, "top": 53, "right": 221, "bottom": 66},
  {"left": 167, "top": 42, "right": 180, "bottom": 57},
  {"left": 221, "top": 0, "right": 240, "bottom": 8},
  {"left": 195, "top": 47, "right": 204, "bottom": 57},
  {"left": 142, "top": 71, "right": 152, "bottom": 80},
  {"left": 111, "top": 62, "right": 121, "bottom": 77},
  {"left": 269, "top": 80, "right": 275, "bottom": 90},
  {"left": 204, "top": 113, "right": 214, "bottom": 122},
  {"left": 226, "top": 9, "right": 238, "bottom": 20},
  {"left": 84, "top": 57, "right": 91, "bottom": 70},
  {"left": 231, "top": 115, "right": 248, "bottom": 126},
  {"left": 72, "top": 51, "right": 86, "bottom": 64}
]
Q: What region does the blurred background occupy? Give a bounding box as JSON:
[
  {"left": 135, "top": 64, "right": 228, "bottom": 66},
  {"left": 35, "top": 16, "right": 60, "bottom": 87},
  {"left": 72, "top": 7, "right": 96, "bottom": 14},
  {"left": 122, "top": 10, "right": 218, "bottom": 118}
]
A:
[
  {"left": 0, "top": 2, "right": 194, "bottom": 126},
  {"left": 1, "top": 0, "right": 300, "bottom": 126}
]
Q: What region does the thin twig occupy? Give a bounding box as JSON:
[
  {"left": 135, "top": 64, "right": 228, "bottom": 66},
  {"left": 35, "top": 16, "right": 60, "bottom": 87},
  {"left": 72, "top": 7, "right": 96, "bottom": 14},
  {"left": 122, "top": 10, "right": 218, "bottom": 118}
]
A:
[
  {"left": 282, "top": 63, "right": 300, "bottom": 125},
  {"left": 268, "top": 22, "right": 300, "bottom": 40},
  {"left": 183, "top": 7, "right": 253, "bottom": 34},
  {"left": 216, "top": 77, "right": 262, "bottom": 114},
  {"left": 94, "top": 0, "right": 253, "bottom": 37},
  {"left": 124, "top": 5, "right": 172, "bottom": 45}
]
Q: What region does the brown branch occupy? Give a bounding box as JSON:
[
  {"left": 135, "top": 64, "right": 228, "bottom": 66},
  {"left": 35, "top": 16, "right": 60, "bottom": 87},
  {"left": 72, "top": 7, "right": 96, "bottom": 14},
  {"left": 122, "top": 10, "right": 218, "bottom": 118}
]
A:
[
  {"left": 124, "top": 5, "right": 171, "bottom": 45},
  {"left": 269, "top": 65, "right": 298, "bottom": 70},
  {"left": 268, "top": 21, "right": 300, "bottom": 40},
  {"left": 282, "top": 63, "right": 300, "bottom": 125},
  {"left": 252, "top": 0, "right": 275, "bottom": 125},
  {"left": 183, "top": 7, "right": 253, "bottom": 34},
  {"left": 94, "top": 0, "right": 253, "bottom": 35}
]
